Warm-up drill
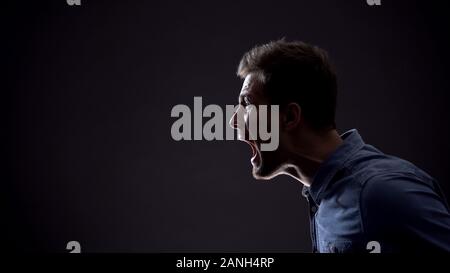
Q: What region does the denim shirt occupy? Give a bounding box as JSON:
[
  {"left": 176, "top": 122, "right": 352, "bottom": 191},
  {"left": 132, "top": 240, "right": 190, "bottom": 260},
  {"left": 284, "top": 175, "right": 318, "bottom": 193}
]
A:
[{"left": 302, "top": 129, "right": 450, "bottom": 253}]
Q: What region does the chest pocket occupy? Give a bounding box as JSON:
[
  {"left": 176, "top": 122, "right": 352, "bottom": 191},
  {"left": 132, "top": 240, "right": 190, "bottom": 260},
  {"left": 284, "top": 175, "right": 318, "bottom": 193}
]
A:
[{"left": 319, "top": 240, "right": 355, "bottom": 253}]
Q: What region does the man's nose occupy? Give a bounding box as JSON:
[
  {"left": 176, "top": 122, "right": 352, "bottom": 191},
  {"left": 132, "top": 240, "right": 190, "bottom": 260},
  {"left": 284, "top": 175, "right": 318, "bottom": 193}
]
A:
[{"left": 229, "top": 111, "right": 238, "bottom": 129}]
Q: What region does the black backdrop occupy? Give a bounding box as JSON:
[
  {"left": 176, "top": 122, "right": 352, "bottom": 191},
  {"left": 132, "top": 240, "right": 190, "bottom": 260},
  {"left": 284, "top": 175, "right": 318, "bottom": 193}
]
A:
[{"left": 5, "top": 0, "right": 450, "bottom": 252}]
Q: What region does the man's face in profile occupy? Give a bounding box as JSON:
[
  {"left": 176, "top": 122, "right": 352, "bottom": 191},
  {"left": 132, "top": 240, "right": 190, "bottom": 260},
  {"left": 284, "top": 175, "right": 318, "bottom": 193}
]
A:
[{"left": 230, "top": 73, "right": 284, "bottom": 180}]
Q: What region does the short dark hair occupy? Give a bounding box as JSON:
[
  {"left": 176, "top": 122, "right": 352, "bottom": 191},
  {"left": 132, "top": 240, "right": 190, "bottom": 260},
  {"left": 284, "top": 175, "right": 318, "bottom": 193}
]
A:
[{"left": 237, "top": 39, "right": 337, "bottom": 130}]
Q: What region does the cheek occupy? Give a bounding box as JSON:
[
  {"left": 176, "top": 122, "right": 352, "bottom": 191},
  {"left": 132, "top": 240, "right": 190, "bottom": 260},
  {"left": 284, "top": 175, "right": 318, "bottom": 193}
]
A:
[
  {"left": 243, "top": 112, "right": 248, "bottom": 124},
  {"left": 245, "top": 107, "right": 259, "bottom": 140},
  {"left": 244, "top": 107, "right": 254, "bottom": 120}
]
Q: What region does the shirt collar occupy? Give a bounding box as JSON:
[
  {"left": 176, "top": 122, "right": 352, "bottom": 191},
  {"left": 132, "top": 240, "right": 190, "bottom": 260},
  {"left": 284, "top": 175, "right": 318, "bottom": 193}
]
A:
[{"left": 303, "top": 129, "right": 366, "bottom": 205}]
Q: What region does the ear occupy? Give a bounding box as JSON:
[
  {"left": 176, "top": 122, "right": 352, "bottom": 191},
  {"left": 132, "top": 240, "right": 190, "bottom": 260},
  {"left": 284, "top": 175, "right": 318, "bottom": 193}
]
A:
[{"left": 282, "top": 102, "right": 302, "bottom": 131}]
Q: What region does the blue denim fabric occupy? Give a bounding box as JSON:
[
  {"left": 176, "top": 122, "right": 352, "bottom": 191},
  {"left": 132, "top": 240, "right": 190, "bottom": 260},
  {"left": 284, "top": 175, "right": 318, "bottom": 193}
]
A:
[{"left": 302, "top": 129, "right": 450, "bottom": 253}]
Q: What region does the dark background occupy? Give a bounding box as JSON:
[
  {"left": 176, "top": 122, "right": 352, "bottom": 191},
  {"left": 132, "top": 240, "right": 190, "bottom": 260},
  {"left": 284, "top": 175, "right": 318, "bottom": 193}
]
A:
[{"left": 4, "top": 0, "right": 450, "bottom": 252}]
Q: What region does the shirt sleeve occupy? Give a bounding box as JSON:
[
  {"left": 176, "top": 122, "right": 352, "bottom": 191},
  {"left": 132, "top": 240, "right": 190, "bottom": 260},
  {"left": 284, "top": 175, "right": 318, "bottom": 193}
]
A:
[{"left": 360, "top": 172, "right": 450, "bottom": 252}]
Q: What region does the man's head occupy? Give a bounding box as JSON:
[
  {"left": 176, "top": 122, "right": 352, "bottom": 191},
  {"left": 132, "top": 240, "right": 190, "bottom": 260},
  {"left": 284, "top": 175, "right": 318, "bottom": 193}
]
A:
[{"left": 230, "top": 39, "right": 338, "bottom": 180}]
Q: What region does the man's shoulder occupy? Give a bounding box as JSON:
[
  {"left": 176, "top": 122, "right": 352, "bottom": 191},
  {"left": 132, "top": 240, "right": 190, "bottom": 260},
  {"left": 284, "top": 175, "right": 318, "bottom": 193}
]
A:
[
  {"left": 357, "top": 166, "right": 445, "bottom": 226},
  {"left": 340, "top": 147, "right": 440, "bottom": 221},
  {"left": 344, "top": 143, "right": 433, "bottom": 187},
  {"left": 360, "top": 170, "right": 434, "bottom": 204}
]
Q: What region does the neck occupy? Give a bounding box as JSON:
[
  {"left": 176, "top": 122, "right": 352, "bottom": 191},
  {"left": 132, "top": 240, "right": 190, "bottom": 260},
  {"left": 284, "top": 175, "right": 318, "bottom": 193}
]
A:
[{"left": 283, "top": 129, "right": 343, "bottom": 187}]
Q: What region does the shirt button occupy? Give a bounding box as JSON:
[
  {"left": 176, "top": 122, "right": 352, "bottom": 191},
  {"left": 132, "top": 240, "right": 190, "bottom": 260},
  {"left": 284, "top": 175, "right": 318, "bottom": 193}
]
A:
[
  {"left": 330, "top": 245, "right": 338, "bottom": 253},
  {"left": 311, "top": 206, "right": 317, "bottom": 213}
]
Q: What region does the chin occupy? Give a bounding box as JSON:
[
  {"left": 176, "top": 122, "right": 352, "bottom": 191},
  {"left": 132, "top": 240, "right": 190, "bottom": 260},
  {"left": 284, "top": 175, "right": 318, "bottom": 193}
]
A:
[{"left": 251, "top": 162, "right": 283, "bottom": 180}]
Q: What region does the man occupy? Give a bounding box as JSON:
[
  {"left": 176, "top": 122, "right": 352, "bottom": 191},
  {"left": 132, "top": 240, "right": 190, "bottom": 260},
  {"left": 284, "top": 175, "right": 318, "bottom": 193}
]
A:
[{"left": 229, "top": 39, "right": 450, "bottom": 253}]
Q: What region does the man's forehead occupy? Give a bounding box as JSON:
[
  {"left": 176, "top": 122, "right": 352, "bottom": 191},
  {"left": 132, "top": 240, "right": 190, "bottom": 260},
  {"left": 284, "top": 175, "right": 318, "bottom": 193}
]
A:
[
  {"left": 240, "top": 74, "right": 263, "bottom": 95},
  {"left": 242, "top": 75, "right": 253, "bottom": 90}
]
